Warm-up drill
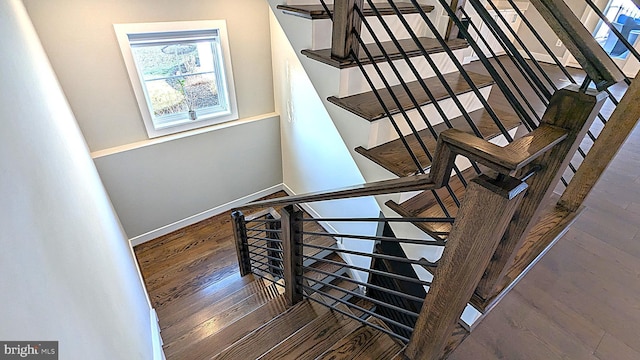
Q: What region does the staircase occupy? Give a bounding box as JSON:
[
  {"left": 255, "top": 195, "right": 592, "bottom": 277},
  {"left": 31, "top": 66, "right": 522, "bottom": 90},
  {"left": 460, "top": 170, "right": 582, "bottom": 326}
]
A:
[
  {"left": 153, "top": 0, "right": 640, "bottom": 359},
  {"left": 167, "top": 273, "right": 402, "bottom": 360}
]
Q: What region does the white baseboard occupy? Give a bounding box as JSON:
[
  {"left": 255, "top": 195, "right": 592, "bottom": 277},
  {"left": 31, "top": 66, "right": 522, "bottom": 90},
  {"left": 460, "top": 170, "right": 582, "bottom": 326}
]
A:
[
  {"left": 130, "top": 184, "right": 285, "bottom": 246},
  {"left": 150, "top": 308, "right": 165, "bottom": 360}
]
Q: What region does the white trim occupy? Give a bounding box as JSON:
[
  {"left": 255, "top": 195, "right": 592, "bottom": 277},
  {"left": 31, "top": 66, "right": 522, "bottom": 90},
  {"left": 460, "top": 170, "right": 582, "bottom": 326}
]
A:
[
  {"left": 91, "top": 113, "right": 278, "bottom": 159},
  {"left": 114, "top": 20, "right": 239, "bottom": 138},
  {"left": 150, "top": 309, "right": 165, "bottom": 360},
  {"left": 130, "top": 184, "right": 284, "bottom": 246}
]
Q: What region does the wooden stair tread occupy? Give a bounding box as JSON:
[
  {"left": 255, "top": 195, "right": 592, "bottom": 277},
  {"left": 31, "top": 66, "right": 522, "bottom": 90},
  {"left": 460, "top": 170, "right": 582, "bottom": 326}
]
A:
[
  {"left": 320, "top": 277, "right": 361, "bottom": 302},
  {"left": 303, "top": 234, "right": 337, "bottom": 257},
  {"left": 161, "top": 278, "right": 270, "bottom": 343},
  {"left": 302, "top": 38, "right": 468, "bottom": 69},
  {"left": 349, "top": 296, "right": 376, "bottom": 319},
  {"left": 164, "top": 283, "right": 280, "bottom": 358},
  {"left": 171, "top": 294, "right": 289, "bottom": 360},
  {"left": 356, "top": 106, "right": 522, "bottom": 177},
  {"left": 304, "top": 252, "right": 346, "bottom": 282},
  {"left": 212, "top": 299, "right": 326, "bottom": 360},
  {"left": 385, "top": 167, "right": 478, "bottom": 239},
  {"left": 156, "top": 272, "right": 253, "bottom": 326},
  {"left": 470, "top": 201, "right": 582, "bottom": 312},
  {"left": 316, "top": 317, "right": 404, "bottom": 360},
  {"left": 276, "top": 2, "right": 434, "bottom": 20},
  {"left": 259, "top": 309, "right": 361, "bottom": 360},
  {"left": 328, "top": 71, "right": 494, "bottom": 122}
]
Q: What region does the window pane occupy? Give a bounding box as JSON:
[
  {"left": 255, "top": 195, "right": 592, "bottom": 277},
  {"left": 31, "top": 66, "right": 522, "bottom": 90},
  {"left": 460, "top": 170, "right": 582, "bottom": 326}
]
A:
[
  {"left": 145, "top": 79, "right": 187, "bottom": 117},
  {"left": 182, "top": 73, "right": 221, "bottom": 110},
  {"left": 131, "top": 40, "right": 216, "bottom": 81}
]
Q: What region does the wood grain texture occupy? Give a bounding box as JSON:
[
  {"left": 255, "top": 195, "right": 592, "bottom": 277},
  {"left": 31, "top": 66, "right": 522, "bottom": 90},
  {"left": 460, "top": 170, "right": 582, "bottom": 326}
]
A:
[
  {"left": 469, "top": 201, "right": 582, "bottom": 312},
  {"left": 440, "top": 124, "right": 568, "bottom": 175},
  {"left": 475, "top": 85, "right": 607, "bottom": 300},
  {"left": 331, "top": 0, "right": 364, "bottom": 59},
  {"left": 385, "top": 167, "right": 477, "bottom": 239},
  {"left": 316, "top": 318, "right": 404, "bottom": 360},
  {"left": 302, "top": 38, "right": 468, "bottom": 69},
  {"left": 276, "top": 2, "right": 434, "bottom": 20},
  {"left": 404, "top": 175, "right": 527, "bottom": 360},
  {"left": 258, "top": 309, "right": 361, "bottom": 360},
  {"left": 328, "top": 71, "right": 494, "bottom": 121},
  {"left": 212, "top": 300, "right": 327, "bottom": 360},
  {"left": 163, "top": 285, "right": 280, "bottom": 359},
  {"left": 172, "top": 294, "right": 289, "bottom": 360},
  {"left": 355, "top": 105, "right": 521, "bottom": 177},
  {"left": 451, "top": 78, "right": 640, "bottom": 360},
  {"left": 559, "top": 77, "right": 640, "bottom": 211}
]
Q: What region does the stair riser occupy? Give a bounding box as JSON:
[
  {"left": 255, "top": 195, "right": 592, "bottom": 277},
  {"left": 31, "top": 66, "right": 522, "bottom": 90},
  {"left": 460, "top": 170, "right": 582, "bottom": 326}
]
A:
[
  {"left": 366, "top": 85, "right": 492, "bottom": 148},
  {"left": 338, "top": 47, "right": 466, "bottom": 97},
  {"left": 311, "top": 14, "right": 433, "bottom": 50}
]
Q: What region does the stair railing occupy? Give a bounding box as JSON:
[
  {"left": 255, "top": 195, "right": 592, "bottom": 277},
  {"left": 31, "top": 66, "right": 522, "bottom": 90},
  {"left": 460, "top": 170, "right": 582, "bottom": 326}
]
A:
[
  {"left": 232, "top": 82, "right": 607, "bottom": 358},
  {"left": 309, "top": 0, "right": 639, "bottom": 225}
]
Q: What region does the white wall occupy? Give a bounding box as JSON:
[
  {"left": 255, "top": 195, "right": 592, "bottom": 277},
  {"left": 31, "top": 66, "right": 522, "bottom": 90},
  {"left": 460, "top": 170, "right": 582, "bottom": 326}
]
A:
[
  {"left": 23, "top": 0, "right": 283, "bottom": 241},
  {"left": 514, "top": 0, "right": 590, "bottom": 61},
  {"left": 93, "top": 115, "right": 282, "bottom": 241},
  {"left": 270, "top": 10, "right": 381, "bottom": 281},
  {"left": 0, "top": 1, "right": 155, "bottom": 358}
]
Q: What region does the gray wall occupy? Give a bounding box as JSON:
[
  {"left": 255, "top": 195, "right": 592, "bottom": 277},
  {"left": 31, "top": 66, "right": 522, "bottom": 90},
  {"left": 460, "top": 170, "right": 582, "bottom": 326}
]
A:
[
  {"left": 0, "top": 1, "right": 154, "bottom": 357},
  {"left": 23, "top": 0, "right": 283, "bottom": 240}
]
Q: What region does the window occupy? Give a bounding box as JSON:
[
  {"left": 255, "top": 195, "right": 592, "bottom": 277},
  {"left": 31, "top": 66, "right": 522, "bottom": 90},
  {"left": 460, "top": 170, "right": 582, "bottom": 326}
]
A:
[{"left": 115, "top": 20, "right": 238, "bottom": 138}]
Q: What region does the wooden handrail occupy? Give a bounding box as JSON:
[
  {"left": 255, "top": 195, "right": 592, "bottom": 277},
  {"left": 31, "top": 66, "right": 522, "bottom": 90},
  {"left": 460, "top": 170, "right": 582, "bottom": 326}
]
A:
[
  {"left": 237, "top": 115, "right": 573, "bottom": 211},
  {"left": 439, "top": 124, "right": 568, "bottom": 175},
  {"left": 526, "top": 0, "right": 625, "bottom": 90},
  {"left": 236, "top": 174, "right": 437, "bottom": 210},
  {"left": 474, "top": 84, "right": 608, "bottom": 301}
]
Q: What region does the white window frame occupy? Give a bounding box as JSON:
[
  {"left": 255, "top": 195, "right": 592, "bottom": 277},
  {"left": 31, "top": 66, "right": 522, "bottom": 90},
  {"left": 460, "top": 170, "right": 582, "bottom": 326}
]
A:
[{"left": 114, "top": 20, "right": 238, "bottom": 138}]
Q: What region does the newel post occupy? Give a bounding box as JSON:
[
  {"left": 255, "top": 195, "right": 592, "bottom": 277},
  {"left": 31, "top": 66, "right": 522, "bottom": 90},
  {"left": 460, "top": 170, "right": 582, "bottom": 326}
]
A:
[
  {"left": 474, "top": 84, "right": 607, "bottom": 301},
  {"left": 231, "top": 211, "right": 252, "bottom": 276},
  {"left": 281, "top": 205, "right": 304, "bottom": 306},
  {"left": 404, "top": 175, "right": 528, "bottom": 360},
  {"left": 331, "top": 0, "right": 364, "bottom": 59}
]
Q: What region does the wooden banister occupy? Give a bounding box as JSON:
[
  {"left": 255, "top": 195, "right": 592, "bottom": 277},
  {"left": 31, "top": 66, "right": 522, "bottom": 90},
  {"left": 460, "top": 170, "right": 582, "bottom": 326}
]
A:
[
  {"left": 332, "top": 0, "right": 364, "bottom": 59},
  {"left": 236, "top": 174, "right": 437, "bottom": 210},
  {"left": 474, "top": 84, "right": 608, "bottom": 301},
  {"left": 404, "top": 174, "right": 528, "bottom": 360},
  {"left": 527, "top": 0, "right": 625, "bottom": 90},
  {"left": 438, "top": 124, "right": 568, "bottom": 175},
  {"left": 559, "top": 78, "right": 640, "bottom": 212}
]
